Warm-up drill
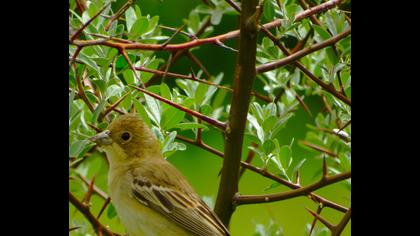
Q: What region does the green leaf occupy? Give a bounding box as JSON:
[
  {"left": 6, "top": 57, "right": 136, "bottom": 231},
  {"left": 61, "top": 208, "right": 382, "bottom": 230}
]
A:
[
  {"left": 262, "top": 139, "right": 276, "bottom": 154},
  {"left": 211, "top": 9, "right": 223, "bottom": 25},
  {"left": 133, "top": 99, "right": 152, "bottom": 127},
  {"left": 145, "top": 15, "right": 159, "bottom": 35},
  {"left": 125, "top": 7, "right": 137, "bottom": 32},
  {"left": 107, "top": 203, "right": 117, "bottom": 219},
  {"left": 173, "top": 122, "right": 209, "bottom": 131},
  {"left": 263, "top": 116, "right": 277, "bottom": 134},
  {"left": 264, "top": 0, "right": 275, "bottom": 21},
  {"left": 69, "top": 139, "right": 93, "bottom": 159},
  {"left": 248, "top": 114, "right": 264, "bottom": 143},
  {"left": 91, "top": 98, "right": 107, "bottom": 123},
  {"left": 160, "top": 83, "right": 172, "bottom": 110},
  {"left": 161, "top": 108, "right": 185, "bottom": 130},
  {"left": 313, "top": 25, "right": 338, "bottom": 65},
  {"left": 144, "top": 93, "right": 161, "bottom": 126},
  {"left": 188, "top": 10, "right": 200, "bottom": 32},
  {"left": 128, "top": 17, "right": 149, "bottom": 40},
  {"left": 271, "top": 113, "right": 293, "bottom": 137},
  {"left": 279, "top": 145, "right": 292, "bottom": 169},
  {"left": 195, "top": 82, "right": 207, "bottom": 105}
]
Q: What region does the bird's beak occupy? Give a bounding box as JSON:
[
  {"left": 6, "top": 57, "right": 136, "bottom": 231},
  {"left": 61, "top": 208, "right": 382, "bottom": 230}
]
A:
[{"left": 90, "top": 130, "right": 113, "bottom": 145}]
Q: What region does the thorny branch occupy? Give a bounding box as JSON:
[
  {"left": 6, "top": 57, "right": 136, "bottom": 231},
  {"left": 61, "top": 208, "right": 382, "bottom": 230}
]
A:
[{"left": 69, "top": 0, "right": 351, "bottom": 234}]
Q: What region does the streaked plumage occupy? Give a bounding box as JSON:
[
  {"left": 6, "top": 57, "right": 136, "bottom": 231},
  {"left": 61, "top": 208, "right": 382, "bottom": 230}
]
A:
[{"left": 91, "top": 114, "right": 230, "bottom": 236}]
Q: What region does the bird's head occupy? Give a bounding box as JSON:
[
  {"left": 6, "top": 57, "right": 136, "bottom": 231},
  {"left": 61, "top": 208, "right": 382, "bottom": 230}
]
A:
[{"left": 90, "top": 114, "right": 161, "bottom": 165}]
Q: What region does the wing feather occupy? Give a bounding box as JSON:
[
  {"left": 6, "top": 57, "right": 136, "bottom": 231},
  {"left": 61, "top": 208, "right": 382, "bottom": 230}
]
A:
[{"left": 131, "top": 173, "right": 229, "bottom": 236}]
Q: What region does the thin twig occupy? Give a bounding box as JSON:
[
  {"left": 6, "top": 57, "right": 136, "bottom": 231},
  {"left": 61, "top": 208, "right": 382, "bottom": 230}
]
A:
[
  {"left": 69, "top": 192, "right": 120, "bottom": 236},
  {"left": 130, "top": 85, "right": 227, "bottom": 130},
  {"left": 104, "top": 0, "right": 134, "bottom": 31},
  {"left": 257, "top": 28, "right": 352, "bottom": 106},
  {"left": 70, "top": 2, "right": 111, "bottom": 42},
  {"left": 234, "top": 171, "right": 350, "bottom": 205}
]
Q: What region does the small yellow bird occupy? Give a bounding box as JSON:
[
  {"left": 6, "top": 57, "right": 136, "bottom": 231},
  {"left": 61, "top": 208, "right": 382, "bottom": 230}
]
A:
[{"left": 90, "top": 114, "right": 230, "bottom": 236}]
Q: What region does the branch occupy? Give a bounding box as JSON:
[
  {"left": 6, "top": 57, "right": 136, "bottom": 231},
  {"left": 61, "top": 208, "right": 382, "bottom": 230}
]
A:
[
  {"left": 300, "top": 140, "right": 338, "bottom": 157},
  {"left": 175, "top": 134, "right": 348, "bottom": 213},
  {"left": 69, "top": 192, "right": 120, "bottom": 236},
  {"left": 71, "top": 19, "right": 282, "bottom": 52},
  {"left": 307, "top": 207, "right": 351, "bottom": 236},
  {"left": 176, "top": 134, "right": 224, "bottom": 158},
  {"left": 256, "top": 27, "right": 351, "bottom": 106},
  {"left": 332, "top": 207, "right": 351, "bottom": 236},
  {"left": 297, "top": 0, "right": 342, "bottom": 21},
  {"left": 145, "top": 17, "right": 212, "bottom": 87},
  {"left": 234, "top": 171, "right": 350, "bottom": 205},
  {"left": 70, "top": 2, "right": 111, "bottom": 42},
  {"left": 215, "top": 0, "right": 260, "bottom": 226},
  {"left": 104, "top": 0, "right": 134, "bottom": 31},
  {"left": 130, "top": 85, "right": 227, "bottom": 130}
]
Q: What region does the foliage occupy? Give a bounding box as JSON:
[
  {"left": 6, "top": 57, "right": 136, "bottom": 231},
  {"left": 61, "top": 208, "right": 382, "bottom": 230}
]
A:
[{"left": 69, "top": 0, "right": 351, "bottom": 235}]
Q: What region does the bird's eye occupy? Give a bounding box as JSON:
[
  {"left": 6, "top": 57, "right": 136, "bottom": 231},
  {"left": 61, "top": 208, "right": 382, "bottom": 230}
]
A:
[{"left": 121, "top": 132, "right": 131, "bottom": 141}]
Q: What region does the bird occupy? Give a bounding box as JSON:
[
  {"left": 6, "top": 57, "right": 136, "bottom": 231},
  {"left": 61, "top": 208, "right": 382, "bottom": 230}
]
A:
[{"left": 90, "top": 114, "right": 230, "bottom": 236}]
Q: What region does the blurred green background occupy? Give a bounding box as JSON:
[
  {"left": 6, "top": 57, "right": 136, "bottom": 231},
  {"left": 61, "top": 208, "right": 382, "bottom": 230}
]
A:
[{"left": 70, "top": 0, "right": 350, "bottom": 235}]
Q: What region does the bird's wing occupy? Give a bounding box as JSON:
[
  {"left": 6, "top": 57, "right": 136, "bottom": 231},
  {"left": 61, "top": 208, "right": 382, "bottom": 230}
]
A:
[{"left": 130, "top": 164, "right": 230, "bottom": 236}]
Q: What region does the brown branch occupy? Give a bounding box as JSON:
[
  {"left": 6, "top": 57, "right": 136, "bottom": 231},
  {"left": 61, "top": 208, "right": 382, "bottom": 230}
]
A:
[
  {"left": 71, "top": 0, "right": 341, "bottom": 51},
  {"left": 300, "top": 140, "right": 338, "bottom": 157},
  {"left": 130, "top": 85, "right": 227, "bottom": 130},
  {"left": 104, "top": 0, "right": 134, "bottom": 31},
  {"left": 296, "top": 0, "right": 343, "bottom": 21},
  {"left": 306, "top": 208, "right": 335, "bottom": 230},
  {"left": 297, "top": 0, "right": 322, "bottom": 26},
  {"left": 215, "top": 0, "right": 260, "bottom": 226},
  {"left": 69, "top": 192, "right": 120, "bottom": 236},
  {"left": 234, "top": 171, "right": 350, "bottom": 205},
  {"left": 77, "top": 173, "right": 109, "bottom": 200},
  {"left": 70, "top": 2, "right": 111, "bottom": 42},
  {"left": 256, "top": 28, "right": 351, "bottom": 106},
  {"left": 240, "top": 162, "right": 348, "bottom": 213},
  {"left": 259, "top": 26, "right": 350, "bottom": 106},
  {"left": 159, "top": 25, "right": 197, "bottom": 40},
  {"left": 186, "top": 51, "right": 211, "bottom": 78},
  {"left": 338, "top": 119, "right": 351, "bottom": 132},
  {"left": 145, "top": 17, "right": 212, "bottom": 87},
  {"left": 307, "top": 207, "right": 351, "bottom": 236},
  {"left": 332, "top": 207, "right": 351, "bottom": 236},
  {"left": 175, "top": 134, "right": 348, "bottom": 213},
  {"left": 239, "top": 142, "right": 258, "bottom": 178},
  {"left": 120, "top": 49, "right": 145, "bottom": 88},
  {"left": 162, "top": 24, "right": 186, "bottom": 47},
  {"left": 136, "top": 65, "right": 271, "bottom": 103},
  {"left": 74, "top": 66, "right": 95, "bottom": 112},
  {"left": 176, "top": 134, "right": 224, "bottom": 157},
  {"left": 309, "top": 205, "right": 323, "bottom": 236},
  {"left": 71, "top": 19, "right": 282, "bottom": 52},
  {"left": 316, "top": 127, "right": 351, "bottom": 142},
  {"left": 69, "top": 226, "right": 81, "bottom": 232},
  {"left": 225, "top": 0, "right": 242, "bottom": 12},
  {"left": 97, "top": 197, "right": 112, "bottom": 219},
  {"left": 98, "top": 93, "right": 129, "bottom": 121}
]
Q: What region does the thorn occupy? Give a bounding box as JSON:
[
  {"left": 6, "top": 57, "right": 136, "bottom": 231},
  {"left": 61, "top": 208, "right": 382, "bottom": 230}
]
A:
[
  {"left": 83, "top": 175, "right": 96, "bottom": 204},
  {"left": 69, "top": 226, "right": 80, "bottom": 232},
  {"left": 309, "top": 205, "right": 323, "bottom": 236},
  {"left": 99, "top": 93, "right": 129, "bottom": 121},
  {"left": 306, "top": 207, "right": 335, "bottom": 230},
  {"left": 162, "top": 24, "right": 186, "bottom": 47},
  {"left": 97, "top": 197, "right": 111, "bottom": 219},
  {"left": 322, "top": 156, "right": 328, "bottom": 179},
  {"left": 190, "top": 67, "right": 198, "bottom": 81},
  {"left": 87, "top": 123, "right": 102, "bottom": 133},
  {"left": 295, "top": 170, "right": 300, "bottom": 186},
  {"left": 215, "top": 39, "right": 239, "bottom": 52}
]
